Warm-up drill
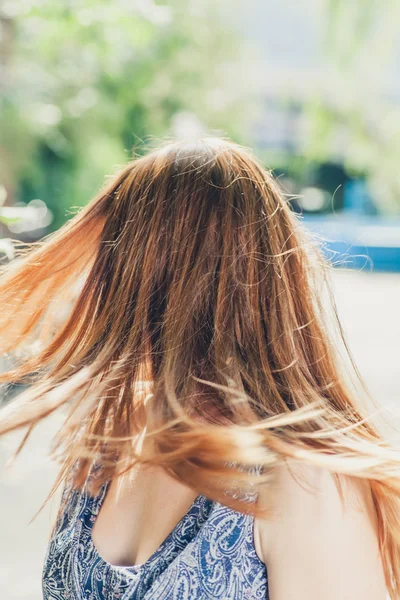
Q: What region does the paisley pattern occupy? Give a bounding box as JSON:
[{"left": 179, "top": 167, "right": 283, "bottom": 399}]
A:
[{"left": 42, "top": 465, "right": 269, "bottom": 599}]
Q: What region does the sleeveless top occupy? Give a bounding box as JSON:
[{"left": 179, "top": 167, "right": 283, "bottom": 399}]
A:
[{"left": 42, "top": 464, "right": 269, "bottom": 600}]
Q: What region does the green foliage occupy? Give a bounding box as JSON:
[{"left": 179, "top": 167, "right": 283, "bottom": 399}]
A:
[
  {"left": 303, "top": 0, "right": 400, "bottom": 212},
  {"left": 1, "top": 0, "right": 258, "bottom": 229}
]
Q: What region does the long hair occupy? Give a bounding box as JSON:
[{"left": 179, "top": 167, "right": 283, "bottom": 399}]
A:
[{"left": 0, "top": 137, "right": 400, "bottom": 595}]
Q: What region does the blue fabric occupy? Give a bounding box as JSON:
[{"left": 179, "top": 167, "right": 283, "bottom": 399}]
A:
[{"left": 42, "top": 466, "right": 269, "bottom": 599}]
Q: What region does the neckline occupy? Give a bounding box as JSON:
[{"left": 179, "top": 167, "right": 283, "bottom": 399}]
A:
[{"left": 87, "top": 479, "right": 209, "bottom": 572}]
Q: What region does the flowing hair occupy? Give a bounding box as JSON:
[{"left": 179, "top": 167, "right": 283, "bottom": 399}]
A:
[{"left": 0, "top": 137, "right": 400, "bottom": 595}]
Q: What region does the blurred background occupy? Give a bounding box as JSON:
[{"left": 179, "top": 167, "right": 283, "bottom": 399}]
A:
[{"left": 0, "top": 0, "right": 399, "bottom": 598}]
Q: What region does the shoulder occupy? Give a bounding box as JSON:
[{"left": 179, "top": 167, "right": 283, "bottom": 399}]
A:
[
  {"left": 254, "top": 461, "right": 387, "bottom": 599},
  {"left": 255, "top": 460, "right": 378, "bottom": 542}
]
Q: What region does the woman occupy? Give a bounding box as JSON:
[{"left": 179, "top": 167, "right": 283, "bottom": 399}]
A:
[{"left": 0, "top": 137, "right": 397, "bottom": 599}]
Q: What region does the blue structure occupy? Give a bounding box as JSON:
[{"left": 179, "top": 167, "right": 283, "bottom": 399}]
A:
[{"left": 303, "top": 215, "right": 400, "bottom": 273}]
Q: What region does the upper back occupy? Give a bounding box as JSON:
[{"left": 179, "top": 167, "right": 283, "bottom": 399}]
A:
[{"left": 42, "top": 462, "right": 269, "bottom": 600}]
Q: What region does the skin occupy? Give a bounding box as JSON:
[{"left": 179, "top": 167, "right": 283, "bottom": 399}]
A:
[
  {"left": 91, "top": 464, "right": 199, "bottom": 568},
  {"left": 92, "top": 462, "right": 388, "bottom": 598},
  {"left": 254, "top": 462, "right": 388, "bottom": 599}
]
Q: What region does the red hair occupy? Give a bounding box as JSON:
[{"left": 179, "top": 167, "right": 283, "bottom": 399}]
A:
[{"left": 0, "top": 137, "right": 399, "bottom": 595}]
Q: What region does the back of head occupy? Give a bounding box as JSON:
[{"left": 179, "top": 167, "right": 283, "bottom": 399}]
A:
[{"left": 1, "top": 136, "right": 400, "bottom": 597}]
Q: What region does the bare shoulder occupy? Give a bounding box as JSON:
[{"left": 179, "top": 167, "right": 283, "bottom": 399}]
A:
[
  {"left": 257, "top": 460, "right": 376, "bottom": 521},
  {"left": 254, "top": 461, "right": 387, "bottom": 600}
]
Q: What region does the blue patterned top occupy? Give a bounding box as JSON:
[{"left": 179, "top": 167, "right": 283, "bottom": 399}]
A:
[{"left": 42, "top": 465, "right": 269, "bottom": 600}]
